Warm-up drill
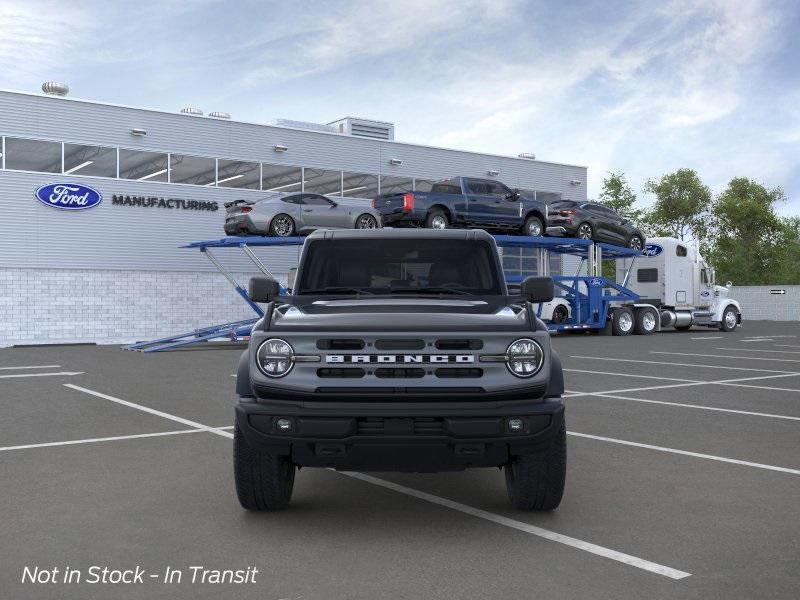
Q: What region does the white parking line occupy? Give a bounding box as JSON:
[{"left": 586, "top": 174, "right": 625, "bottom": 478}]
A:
[
  {"left": 63, "top": 384, "right": 234, "bottom": 439},
  {"left": 0, "top": 371, "right": 84, "bottom": 379},
  {"left": 690, "top": 336, "right": 724, "bottom": 340},
  {"left": 565, "top": 373, "right": 800, "bottom": 398},
  {"left": 0, "top": 364, "right": 61, "bottom": 370},
  {"left": 564, "top": 368, "right": 704, "bottom": 383},
  {"left": 715, "top": 347, "right": 800, "bottom": 354},
  {"left": 652, "top": 351, "right": 800, "bottom": 364},
  {"left": 776, "top": 344, "right": 800, "bottom": 349},
  {"left": 568, "top": 392, "right": 800, "bottom": 422},
  {"left": 570, "top": 355, "right": 798, "bottom": 374},
  {"left": 341, "top": 471, "right": 691, "bottom": 580},
  {"left": 568, "top": 432, "right": 800, "bottom": 475},
  {"left": 739, "top": 338, "right": 774, "bottom": 343}
]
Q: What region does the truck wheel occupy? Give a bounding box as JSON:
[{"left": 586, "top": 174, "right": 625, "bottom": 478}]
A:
[
  {"left": 633, "top": 307, "right": 657, "bottom": 335},
  {"left": 425, "top": 209, "right": 449, "bottom": 230},
  {"left": 505, "top": 421, "right": 566, "bottom": 510},
  {"left": 269, "top": 214, "right": 295, "bottom": 237},
  {"left": 523, "top": 215, "right": 544, "bottom": 237},
  {"left": 611, "top": 307, "right": 634, "bottom": 336},
  {"left": 234, "top": 423, "right": 295, "bottom": 510},
  {"left": 720, "top": 306, "right": 739, "bottom": 332},
  {"left": 551, "top": 304, "right": 569, "bottom": 324}
]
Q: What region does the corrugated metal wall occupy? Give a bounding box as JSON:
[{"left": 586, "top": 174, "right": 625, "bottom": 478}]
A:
[
  {"left": 0, "top": 90, "right": 588, "bottom": 277},
  {"left": 730, "top": 286, "right": 800, "bottom": 321}
]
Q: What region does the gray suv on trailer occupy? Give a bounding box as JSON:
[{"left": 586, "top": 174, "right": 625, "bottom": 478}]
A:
[{"left": 233, "top": 228, "right": 566, "bottom": 510}]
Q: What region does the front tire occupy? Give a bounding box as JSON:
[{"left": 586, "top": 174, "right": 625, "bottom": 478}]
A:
[
  {"left": 627, "top": 235, "right": 644, "bottom": 251},
  {"left": 505, "top": 421, "right": 566, "bottom": 510},
  {"left": 234, "top": 423, "right": 296, "bottom": 511},
  {"left": 523, "top": 215, "right": 544, "bottom": 237},
  {"left": 269, "top": 214, "right": 295, "bottom": 237},
  {"left": 720, "top": 306, "right": 738, "bottom": 332},
  {"left": 355, "top": 213, "right": 378, "bottom": 229}
]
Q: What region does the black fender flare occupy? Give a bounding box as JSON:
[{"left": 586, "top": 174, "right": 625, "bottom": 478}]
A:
[
  {"left": 545, "top": 350, "right": 565, "bottom": 398},
  {"left": 235, "top": 349, "right": 254, "bottom": 398}
]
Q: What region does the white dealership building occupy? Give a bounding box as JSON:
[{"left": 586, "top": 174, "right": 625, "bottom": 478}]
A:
[{"left": 0, "top": 84, "right": 588, "bottom": 346}]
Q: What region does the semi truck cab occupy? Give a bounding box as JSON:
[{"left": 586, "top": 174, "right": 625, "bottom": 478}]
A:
[{"left": 617, "top": 237, "right": 741, "bottom": 332}]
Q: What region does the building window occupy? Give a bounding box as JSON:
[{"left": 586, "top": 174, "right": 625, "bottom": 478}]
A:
[
  {"left": 170, "top": 154, "right": 216, "bottom": 186},
  {"left": 63, "top": 143, "right": 117, "bottom": 177},
  {"left": 341, "top": 172, "right": 379, "bottom": 198},
  {"left": 413, "top": 178, "right": 436, "bottom": 192},
  {"left": 119, "top": 149, "right": 169, "bottom": 182},
  {"left": 4, "top": 137, "right": 61, "bottom": 173},
  {"left": 379, "top": 175, "right": 413, "bottom": 195},
  {"left": 262, "top": 164, "right": 302, "bottom": 193},
  {"left": 217, "top": 159, "right": 260, "bottom": 189},
  {"left": 304, "top": 168, "right": 342, "bottom": 196}
]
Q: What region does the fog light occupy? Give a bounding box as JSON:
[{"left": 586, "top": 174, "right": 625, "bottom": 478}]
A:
[
  {"left": 275, "top": 418, "right": 293, "bottom": 432},
  {"left": 508, "top": 418, "right": 525, "bottom": 432}
]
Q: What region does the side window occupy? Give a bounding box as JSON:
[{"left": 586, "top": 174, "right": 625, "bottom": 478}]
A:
[
  {"left": 430, "top": 181, "right": 461, "bottom": 194},
  {"left": 676, "top": 245, "right": 688, "bottom": 257},
  {"left": 701, "top": 269, "right": 709, "bottom": 284},
  {"left": 637, "top": 268, "right": 659, "bottom": 283},
  {"left": 487, "top": 181, "right": 511, "bottom": 197},
  {"left": 466, "top": 180, "right": 490, "bottom": 195},
  {"left": 282, "top": 195, "right": 302, "bottom": 204},
  {"left": 302, "top": 194, "right": 332, "bottom": 206}
]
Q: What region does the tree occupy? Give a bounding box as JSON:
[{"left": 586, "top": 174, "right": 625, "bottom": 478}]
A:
[
  {"left": 708, "top": 178, "right": 787, "bottom": 285},
  {"left": 642, "top": 169, "right": 711, "bottom": 241},
  {"left": 598, "top": 171, "right": 641, "bottom": 221}
]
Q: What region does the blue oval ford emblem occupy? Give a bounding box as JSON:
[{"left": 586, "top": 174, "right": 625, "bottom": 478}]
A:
[
  {"left": 35, "top": 183, "right": 102, "bottom": 210},
  {"left": 641, "top": 243, "right": 663, "bottom": 257}
]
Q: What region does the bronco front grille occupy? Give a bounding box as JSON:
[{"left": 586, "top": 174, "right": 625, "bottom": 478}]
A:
[{"left": 357, "top": 417, "right": 445, "bottom": 435}]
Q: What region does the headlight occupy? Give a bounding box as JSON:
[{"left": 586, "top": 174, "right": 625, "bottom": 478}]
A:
[
  {"left": 256, "top": 338, "right": 294, "bottom": 378},
  {"left": 506, "top": 338, "right": 544, "bottom": 378}
]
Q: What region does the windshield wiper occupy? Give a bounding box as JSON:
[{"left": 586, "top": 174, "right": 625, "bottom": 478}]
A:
[
  {"left": 301, "top": 287, "right": 375, "bottom": 295},
  {"left": 388, "top": 287, "right": 473, "bottom": 296}
]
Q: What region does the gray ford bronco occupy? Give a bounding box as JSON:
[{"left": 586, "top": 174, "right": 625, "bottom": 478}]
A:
[{"left": 233, "top": 228, "right": 566, "bottom": 510}]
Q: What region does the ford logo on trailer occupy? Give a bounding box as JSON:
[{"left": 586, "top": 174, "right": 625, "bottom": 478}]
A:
[
  {"left": 588, "top": 277, "right": 604, "bottom": 287},
  {"left": 641, "top": 243, "right": 663, "bottom": 257},
  {"left": 35, "top": 183, "right": 102, "bottom": 210}
]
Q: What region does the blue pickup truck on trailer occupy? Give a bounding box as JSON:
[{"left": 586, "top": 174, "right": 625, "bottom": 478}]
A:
[{"left": 372, "top": 176, "right": 549, "bottom": 237}]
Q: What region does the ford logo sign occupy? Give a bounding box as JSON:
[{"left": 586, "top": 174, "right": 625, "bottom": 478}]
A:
[
  {"left": 641, "top": 243, "right": 663, "bottom": 257},
  {"left": 588, "top": 277, "right": 604, "bottom": 287},
  {"left": 35, "top": 183, "right": 102, "bottom": 210}
]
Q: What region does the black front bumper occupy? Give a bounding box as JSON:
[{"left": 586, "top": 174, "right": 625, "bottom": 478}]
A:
[{"left": 235, "top": 397, "right": 564, "bottom": 472}]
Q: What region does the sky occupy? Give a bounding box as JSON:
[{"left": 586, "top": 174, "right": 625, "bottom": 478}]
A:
[{"left": 2, "top": 0, "right": 799, "bottom": 213}]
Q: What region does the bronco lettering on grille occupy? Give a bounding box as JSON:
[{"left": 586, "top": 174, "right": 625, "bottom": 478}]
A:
[{"left": 326, "top": 354, "right": 474, "bottom": 364}]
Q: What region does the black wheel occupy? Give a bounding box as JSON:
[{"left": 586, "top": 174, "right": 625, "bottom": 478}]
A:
[
  {"left": 627, "top": 235, "right": 644, "bottom": 251},
  {"left": 576, "top": 222, "right": 593, "bottom": 240},
  {"left": 425, "top": 209, "right": 449, "bottom": 230},
  {"left": 720, "top": 306, "right": 738, "bottom": 332},
  {"left": 523, "top": 215, "right": 544, "bottom": 237},
  {"left": 505, "top": 421, "right": 566, "bottom": 510},
  {"left": 551, "top": 304, "right": 569, "bottom": 324},
  {"left": 355, "top": 213, "right": 378, "bottom": 229},
  {"left": 633, "top": 307, "right": 657, "bottom": 335},
  {"left": 234, "top": 422, "right": 295, "bottom": 510},
  {"left": 611, "top": 307, "right": 634, "bottom": 336},
  {"left": 269, "top": 214, "right": 295, "bottom": 237}
]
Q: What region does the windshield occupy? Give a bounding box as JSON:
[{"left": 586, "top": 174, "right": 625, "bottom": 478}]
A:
[{"left": 296, "top": 238, "right": 503, "bottom": 296}]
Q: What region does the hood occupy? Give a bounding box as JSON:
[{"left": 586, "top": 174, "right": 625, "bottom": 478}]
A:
[
  {"left": 268, "top": 297, "right": 531, "bottom": 332},
  {"left": 714, "top": 285, "right": 730, "bottom": 298}
]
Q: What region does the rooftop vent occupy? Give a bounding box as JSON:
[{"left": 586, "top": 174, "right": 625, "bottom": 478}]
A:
[
  {"left": 180, "top": 106, "right": 203, "bottom": 116},
  {"left": 42, "top": 82, "right": 69, "bottom": 96},
  {"left": 270, "top": 119, "right": 337, "bottom": 134},
  {"left": 208, "top": 111, "right": 230, "bottom": 119},
  {"left": 328, "top": 117, "right": 395, "bottom": 141},
  {"left": 518, "top": 152, "right": 536, "bottom": 160}
]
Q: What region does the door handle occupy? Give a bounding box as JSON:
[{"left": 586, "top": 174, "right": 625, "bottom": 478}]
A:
[{"left": 303, "top": 209, "right": 313, "bottom": 212}]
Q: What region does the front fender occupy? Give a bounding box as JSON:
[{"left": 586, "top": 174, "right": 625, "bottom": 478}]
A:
[
  {"left": 713, "top": 299, "right": 742, "bottom": 322},
  {"left": 545, "top": 350, "right": 564, "bottom": 398},
  {"left": 235, "top": 349, "right": 254, "bottom": 398}
]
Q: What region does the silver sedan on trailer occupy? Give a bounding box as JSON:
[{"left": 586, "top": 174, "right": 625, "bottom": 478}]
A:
[{"left": 224, "top": 193, "right": 382, "bottom": 237}]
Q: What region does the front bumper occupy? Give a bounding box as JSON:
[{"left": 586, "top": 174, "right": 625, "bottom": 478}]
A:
[{"left": 235, "top": 397, "right": 564, "bottom": 472}]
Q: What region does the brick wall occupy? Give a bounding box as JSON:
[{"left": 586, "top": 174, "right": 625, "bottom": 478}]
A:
[
  {"left": 730, "top": 285, "right": 800, "bottom": 322},
  {"left": 0, "top": 268, "right": 275, "bottom": 346}
]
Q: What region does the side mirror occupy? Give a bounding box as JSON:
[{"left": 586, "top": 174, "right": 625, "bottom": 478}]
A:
[
  {"left": 248, "top": 276, "right": 281, "bottom": 303},
  {"left": 505, "top": 189, "right": 521, "bottom": 200},
  {"left": 330, "top": 201, "right": 338, "bottom": 208},
  {"left": 520, "top": 276, "right": 554, "bottom": 303}
]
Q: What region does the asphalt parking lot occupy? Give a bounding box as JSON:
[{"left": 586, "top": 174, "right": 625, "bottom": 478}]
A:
[{"left": 1, "top": 321, "right": 799, "bottom": 599}]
